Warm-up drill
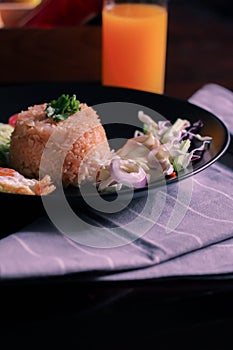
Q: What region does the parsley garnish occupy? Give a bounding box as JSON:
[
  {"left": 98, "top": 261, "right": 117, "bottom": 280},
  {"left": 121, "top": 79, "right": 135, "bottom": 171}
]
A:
[
  {"left": 45, "top": 94, "right": 81, "bottom": 122},
  {"left": 143, "top": 123, "right": 148, "bottom": 134}
]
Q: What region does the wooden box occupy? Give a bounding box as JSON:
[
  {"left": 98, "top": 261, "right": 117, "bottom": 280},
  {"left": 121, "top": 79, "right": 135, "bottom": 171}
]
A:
[{"left": 0, "top": 25, "right": 102, "bottom": 84}]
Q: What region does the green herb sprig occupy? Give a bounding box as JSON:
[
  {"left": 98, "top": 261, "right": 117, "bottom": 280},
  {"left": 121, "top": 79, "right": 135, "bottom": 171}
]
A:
[{"left": 45, "top": 94, "right": 81, "bottom": 122}]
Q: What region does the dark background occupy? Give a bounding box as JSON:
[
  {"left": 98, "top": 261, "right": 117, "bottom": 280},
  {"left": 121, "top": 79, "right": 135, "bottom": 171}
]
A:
[
  {"left": 165, "top": 0, "right": 233, "bottom": 98},
  {"left": 0, "top": 0, "right": 232, "bottom": 99}
]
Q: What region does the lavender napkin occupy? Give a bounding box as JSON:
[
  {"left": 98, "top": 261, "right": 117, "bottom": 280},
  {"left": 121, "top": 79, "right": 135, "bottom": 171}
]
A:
[{"left": 0, "top": 83, "right": 232, "bottom": 281}]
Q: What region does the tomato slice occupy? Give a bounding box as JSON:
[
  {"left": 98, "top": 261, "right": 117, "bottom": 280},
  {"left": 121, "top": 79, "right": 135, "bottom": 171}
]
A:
[
  {"left": 0, "top": 167, "right": 16, "bottom": 177},
  {"left": 8, "top": 114, "right": 18, "bottom": 127}
]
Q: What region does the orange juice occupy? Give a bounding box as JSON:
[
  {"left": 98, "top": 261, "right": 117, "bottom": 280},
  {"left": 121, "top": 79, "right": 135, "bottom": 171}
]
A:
[{"left": 102, "top": 3, "right": 168, "bottom": 94}]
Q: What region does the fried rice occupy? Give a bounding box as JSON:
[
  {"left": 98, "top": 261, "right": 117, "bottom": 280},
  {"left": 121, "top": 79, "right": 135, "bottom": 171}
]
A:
[{"left": 9, "top": 103, "right": 111, "bottom": 187}]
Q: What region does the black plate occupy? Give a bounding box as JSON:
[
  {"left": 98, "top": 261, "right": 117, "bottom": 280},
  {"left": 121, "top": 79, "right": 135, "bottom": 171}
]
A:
[{"left": 0, "top": 82, "right": 230, "bottom": 236}]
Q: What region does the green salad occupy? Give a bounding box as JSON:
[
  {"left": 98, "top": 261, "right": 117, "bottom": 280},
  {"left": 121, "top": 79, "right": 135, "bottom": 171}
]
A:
[{"left": 0, "top": 123, "right": 14, "bottom": 167}]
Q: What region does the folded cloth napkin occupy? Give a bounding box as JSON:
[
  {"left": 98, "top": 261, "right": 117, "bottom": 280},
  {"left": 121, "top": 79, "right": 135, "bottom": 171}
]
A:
[{"left": 0, "top": 83, "right": 232, "bottom": 281}]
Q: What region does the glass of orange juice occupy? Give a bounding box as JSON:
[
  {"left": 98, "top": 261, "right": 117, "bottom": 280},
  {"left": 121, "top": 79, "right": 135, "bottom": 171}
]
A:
[{"left": 102, "top": 0, "right": 168, "bottom": 94}]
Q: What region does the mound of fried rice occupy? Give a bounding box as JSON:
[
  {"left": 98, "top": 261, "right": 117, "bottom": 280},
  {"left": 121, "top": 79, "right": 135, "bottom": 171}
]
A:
[{"left": 9, "top": 103, "right": 111, "bottom": 187}]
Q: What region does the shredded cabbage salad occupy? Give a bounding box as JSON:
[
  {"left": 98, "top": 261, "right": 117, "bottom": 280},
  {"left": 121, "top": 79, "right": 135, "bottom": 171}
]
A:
[{"left": 96, "top": 111, "right": 212, "bottom": 192}]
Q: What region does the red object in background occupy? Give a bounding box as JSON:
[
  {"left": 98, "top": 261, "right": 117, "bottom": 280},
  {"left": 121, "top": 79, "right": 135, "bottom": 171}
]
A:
[
  {"left": 18, "top": 0, "right": 103, "bottom": 28},
  {"left": 8, "top": 114, "right": 18, "bottom": 127}
]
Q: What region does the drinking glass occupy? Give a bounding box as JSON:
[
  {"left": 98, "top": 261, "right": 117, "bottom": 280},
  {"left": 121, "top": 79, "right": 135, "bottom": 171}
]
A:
[{"left": 102, "top": 0, "right": 168, "bottom": 94}]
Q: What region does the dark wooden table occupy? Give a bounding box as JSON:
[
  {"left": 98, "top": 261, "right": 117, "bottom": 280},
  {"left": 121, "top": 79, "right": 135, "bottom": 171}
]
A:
[
  {"left": 165, "top": 0, "right": 233, "bottom": 99},
  {"left": 0, "top": 0, "right": 232, "bottom": 100}
]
